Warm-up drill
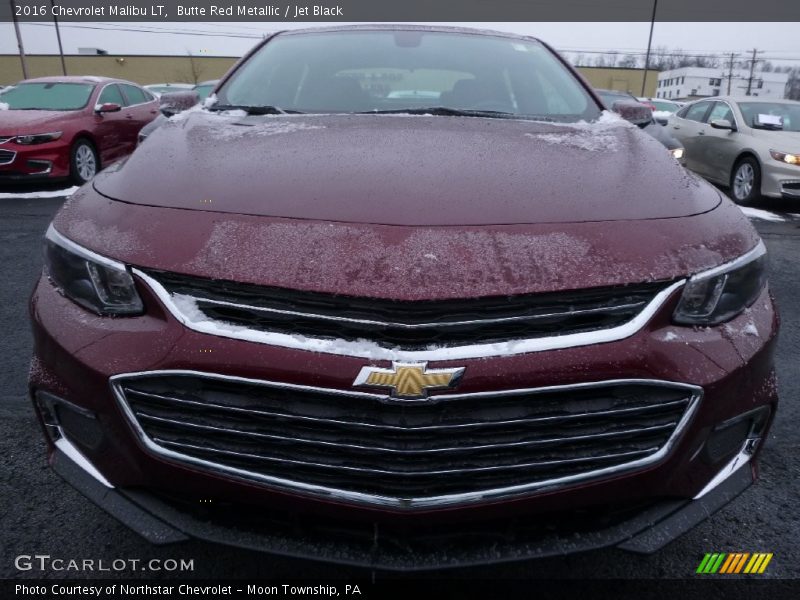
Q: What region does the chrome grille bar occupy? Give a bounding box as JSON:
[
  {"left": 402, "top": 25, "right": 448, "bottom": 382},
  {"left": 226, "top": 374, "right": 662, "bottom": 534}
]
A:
[{"left": 112, "top": 370, "right": 702, "bottom": 509}]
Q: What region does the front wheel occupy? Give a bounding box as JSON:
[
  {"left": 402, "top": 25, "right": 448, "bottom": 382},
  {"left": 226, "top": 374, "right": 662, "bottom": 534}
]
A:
[
  {"left": 70, "top": 139, "right": 99, "bottom": 185},
  {"left": 730, "top": 157, "right": 761, "bottom": 205}
]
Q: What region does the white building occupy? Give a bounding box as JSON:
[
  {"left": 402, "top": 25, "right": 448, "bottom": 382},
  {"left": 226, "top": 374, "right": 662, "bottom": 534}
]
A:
[{"left": 656, "top": 67, "right": 788, "bottom": 101}]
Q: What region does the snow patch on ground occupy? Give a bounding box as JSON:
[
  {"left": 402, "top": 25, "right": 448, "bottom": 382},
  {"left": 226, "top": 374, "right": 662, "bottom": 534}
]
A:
[
  {"left": 739, "top": 207, "right": 786, "bottom": 222},
  {"left": 0, "top": 102, "right": 8, "bottom": 111},
  {"left": 0, "top": 186, "right": 78, "bottom": 199}
]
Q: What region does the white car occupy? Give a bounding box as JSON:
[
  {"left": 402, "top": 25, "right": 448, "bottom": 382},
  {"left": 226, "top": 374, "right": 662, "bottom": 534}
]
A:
[
  {"left": 669, "top": 96, "right": 800, "bottom": 204},
  {"left": 637, "top": 97, "right": 682, "bottom": 126}
]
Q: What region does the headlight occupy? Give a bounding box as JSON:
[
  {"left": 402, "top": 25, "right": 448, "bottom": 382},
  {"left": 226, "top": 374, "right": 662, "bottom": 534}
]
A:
[
  {"left": 769, "top": 150, "right": 799, "bottom": 165},
  {"left": 15, "top": 131, "right": 63, "bottom": 145},
  {"left": 44, "top": 224, "right": 144, "bottom": 316},
  {"left": 670, "top": 147, "right": 685, "bottom": 160},
  {"left": 673, "top": 241, "right": 767, "bottom": 326}
]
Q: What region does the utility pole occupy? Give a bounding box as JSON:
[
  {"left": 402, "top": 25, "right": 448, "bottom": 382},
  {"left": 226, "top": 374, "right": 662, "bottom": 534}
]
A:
[
  {"left": 641, "top": 0, "right": 659, "bottom": 96},
  {"left": 724, "top": 52, "right": 738, "bottom": 95},
  {"left": 745, "top": 48, "right": 763, "bottom": 96},
  {"left": 50, "top": 0, "right": 67, "bottom": 75},
  {"left": 9, "top": 0, "right": 29, "bottom": 79}
]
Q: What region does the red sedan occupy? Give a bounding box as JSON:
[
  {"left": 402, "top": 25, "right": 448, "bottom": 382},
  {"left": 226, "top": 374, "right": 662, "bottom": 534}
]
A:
[
  {"left": 30, "top": 27, "right": 778, "bottom": 568},
  {"left": 0, "top": 76, "right": 158, "bottom": 185}
]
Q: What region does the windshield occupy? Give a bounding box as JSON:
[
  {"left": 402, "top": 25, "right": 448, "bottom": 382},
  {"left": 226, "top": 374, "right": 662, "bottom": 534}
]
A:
[
  {"left": 193, "top": 84, "right": 215, "bottom": 101},
  {"left": 596, "top": 91, "right": 634, "bottom": 107},
  {"left": 651, "top": 101, "right": 679, "bottom": 112},
  {"left": 0, "top": 82, "right": 94, "bottom": 110},
  {"left": 147, "top": 85, "right": 190, "bottom": 94},
  {"left": 216, "top": 30, "right": 600, "bottom": 122},
  {"left": 738, "top": 102, "right": 800, "bottom": 132}
]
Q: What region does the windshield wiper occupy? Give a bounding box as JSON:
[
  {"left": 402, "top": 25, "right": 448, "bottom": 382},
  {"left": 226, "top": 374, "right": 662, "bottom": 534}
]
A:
[
  {"left": 209, "top": 104, "right": 304, "bottom": 115},
  {"left": 359, "top": 106, "right": 518, "bottom": 118}
]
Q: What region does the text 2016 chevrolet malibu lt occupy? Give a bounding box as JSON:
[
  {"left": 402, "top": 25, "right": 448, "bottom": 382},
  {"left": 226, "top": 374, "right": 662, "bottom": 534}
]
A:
[{"left": 30, "top": 26, "right": 778, "bottom": 569}]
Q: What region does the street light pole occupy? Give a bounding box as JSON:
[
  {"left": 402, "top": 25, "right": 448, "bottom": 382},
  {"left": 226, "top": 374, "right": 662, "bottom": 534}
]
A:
[
  {"left": 50, "top": 0, "right": 67, "bottom": 75},
  {"left": 641, "top": 0, "right": 659, "bottom": 97},
  {"left": 9, "top": 0, "right": 29, "bottom": 79}
]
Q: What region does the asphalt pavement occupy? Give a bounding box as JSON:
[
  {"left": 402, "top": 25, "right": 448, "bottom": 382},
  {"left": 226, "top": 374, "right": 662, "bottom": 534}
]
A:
[{"left": 0, "top": 188, "right": 798, "bottom": 580}]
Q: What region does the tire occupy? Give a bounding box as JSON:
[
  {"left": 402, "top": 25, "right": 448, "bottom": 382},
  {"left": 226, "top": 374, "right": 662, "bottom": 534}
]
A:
[
  {"left": 730, "top": 156, "right": 761, "bottom": 206},
  {"left": 70, "top": 139, "right": 99, "bottom": 185}
]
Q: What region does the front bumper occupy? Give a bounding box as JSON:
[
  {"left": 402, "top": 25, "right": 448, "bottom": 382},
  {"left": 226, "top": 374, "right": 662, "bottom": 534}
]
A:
[
  {"left": 50, "top": 436, "right": 757, "bottom": 570},
  {"left": 761, "top": 160, "right": 800, "bottom": 199},
  {"left": 29, "top": 268, "right": 779, "bottom": 567},
  {"left": 0, "top": 139, "right": 70, "bottom": 180}
]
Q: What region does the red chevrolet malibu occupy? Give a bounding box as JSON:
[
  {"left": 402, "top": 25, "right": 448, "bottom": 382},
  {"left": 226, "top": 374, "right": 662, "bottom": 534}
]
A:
[
  {"left": 29, "top": 26, "right": 778, "bottom": 569},
  {"left": 0, "top": 76, "right": 158, "bottom": 184}
]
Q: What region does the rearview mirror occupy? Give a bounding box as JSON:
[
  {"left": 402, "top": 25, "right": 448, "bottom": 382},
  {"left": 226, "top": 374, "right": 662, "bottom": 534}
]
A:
[
  {"left": 611, "top": 100, "right": 652, "bottom": 126},
  {"left": 95, "top": 102, "right": 121, "bottom": 114},
  {"left": 159, "top": 91, "right": 200, "bottom": 117},
  {"left": 709, "top": 119, "right": 735, "bottom": 131}
]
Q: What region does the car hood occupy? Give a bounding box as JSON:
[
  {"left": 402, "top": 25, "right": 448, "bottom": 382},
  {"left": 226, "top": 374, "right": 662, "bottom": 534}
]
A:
[
  {"left": 750, "top": 128, "right": 800, "bottom": 148},
  {"left": 0, "top": 109, "right": 79, "bottom": 135},
  {"left": 94, "top": 111, "right": 719, "bottom": 226}
]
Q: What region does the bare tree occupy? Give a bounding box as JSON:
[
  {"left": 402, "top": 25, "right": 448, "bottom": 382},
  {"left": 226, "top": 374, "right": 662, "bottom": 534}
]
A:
[
  {"left": 786, "top": 68, "right": 800, "bottom": 100},
  {"left": 175, "top": 50, "right": 204, "bottom": 84},
  {"left": 618, "top": 54, "right": 639, "bottom": 69}
]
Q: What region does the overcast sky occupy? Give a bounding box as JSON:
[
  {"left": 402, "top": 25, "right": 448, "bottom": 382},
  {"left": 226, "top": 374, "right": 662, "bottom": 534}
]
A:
[{"left": 1, "top": 22, "right": 799, "bottom": 65}]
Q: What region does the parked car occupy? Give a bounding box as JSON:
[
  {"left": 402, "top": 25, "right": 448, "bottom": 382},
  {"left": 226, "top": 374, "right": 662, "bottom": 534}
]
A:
[
  {"left": 31, "top": 26, "right": 777, "bottom": 569},
  {"left": 193, "top": 80, "right": 219, "bottom": 102},
  {"left": 669, "top": 96, "right": 800, "bottom": 204},
  {"left": 596, "top": 89, "right": 686, "bottom": 163},
  {"left": 0, "top": 76, "right": 158, "bottom": 184},
  {"left": 637, "top": 97, "right": 682, "bottom": 125},
  {"left": 144, "top": 83, "right": 194, "bottom": 98}
]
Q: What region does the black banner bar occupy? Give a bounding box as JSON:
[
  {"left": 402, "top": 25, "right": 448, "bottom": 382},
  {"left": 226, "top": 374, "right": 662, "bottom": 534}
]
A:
[
  {"left": 3, "top": 579, "right": 799, "bottom": 600},
  {"left": 1, "top": 0, "right": 800, "bottom": 23}
]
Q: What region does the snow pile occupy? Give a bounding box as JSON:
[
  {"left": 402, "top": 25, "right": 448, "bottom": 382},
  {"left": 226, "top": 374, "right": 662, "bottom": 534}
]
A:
[
  {"left": 526, "top": 131, "right": 619, "bottom": 152},
  {"left": 0, "top": 186, "right": 77, "bottom": 199},
  {"left": 202, "top": 93, "right": 218, "bottom": 109},
  {"left": 235, "top": 121, "right": 325, "bottom": 137},
  {"left": 0, "top": 102, "right": 8, "bottom": 110},
  {"left": 523, "top": 111, "right": 627, "bottom": 152},
  {"left": 739, "top": 206, "right": 786, "bottom": 222}
]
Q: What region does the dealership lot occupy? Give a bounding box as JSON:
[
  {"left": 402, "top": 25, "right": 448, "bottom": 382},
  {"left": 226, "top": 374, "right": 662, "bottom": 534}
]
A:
[{"left": 1, "top": 189, "right": 799, "bottom": 579}]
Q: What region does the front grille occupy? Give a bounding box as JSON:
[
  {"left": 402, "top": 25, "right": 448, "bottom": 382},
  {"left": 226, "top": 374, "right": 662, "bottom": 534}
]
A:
[
  {"left": 144, "top": 269, "right": 668, "bottom": 350},
  {"left": 113, "top": 372, "right": 701, "bottom": 507},
  {"left": 0, "top": 149, "right": 16, "bottom": 165}
]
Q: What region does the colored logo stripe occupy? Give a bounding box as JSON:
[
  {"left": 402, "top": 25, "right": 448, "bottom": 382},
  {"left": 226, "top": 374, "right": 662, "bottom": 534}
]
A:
[{"left": 697, "top": 553, "right": 772, "bottom": 574}]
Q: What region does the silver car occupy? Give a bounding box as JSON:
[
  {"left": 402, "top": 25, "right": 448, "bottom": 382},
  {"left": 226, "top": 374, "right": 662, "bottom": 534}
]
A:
[{"left": 668, "top": 96, "right": 800, "bottom": 204}]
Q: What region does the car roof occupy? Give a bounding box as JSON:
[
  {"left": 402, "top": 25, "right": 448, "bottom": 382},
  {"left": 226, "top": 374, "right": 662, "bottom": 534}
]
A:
[
  {"left": 707, "top": 95, "right": 800, "bottom": 105},
  {"left": 277, "top": 23, "right": 543, "bottom": 43},
  {"left": 18, "top": 76, "right": 122, "bottom": 85}
]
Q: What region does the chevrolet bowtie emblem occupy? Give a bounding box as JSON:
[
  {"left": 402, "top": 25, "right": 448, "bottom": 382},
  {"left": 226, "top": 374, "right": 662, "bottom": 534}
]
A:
[{"left": 353, "top": 361, "right": 465, "bottom": 399}]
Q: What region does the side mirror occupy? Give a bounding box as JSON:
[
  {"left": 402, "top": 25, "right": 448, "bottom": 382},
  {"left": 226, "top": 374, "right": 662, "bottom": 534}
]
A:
[
  {"left": 709, "top": 118, "right": 735, "bottom": 131},
  {"left": 611, "top": 100, "right": 653, "bottom": 126},
  {"left": 158, "top": 90, "right": 200, "bottom": 117},
  {"left": 95, "top": 102, "right": 121, "bottom": 114}
]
